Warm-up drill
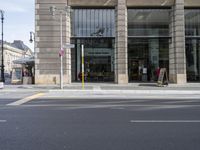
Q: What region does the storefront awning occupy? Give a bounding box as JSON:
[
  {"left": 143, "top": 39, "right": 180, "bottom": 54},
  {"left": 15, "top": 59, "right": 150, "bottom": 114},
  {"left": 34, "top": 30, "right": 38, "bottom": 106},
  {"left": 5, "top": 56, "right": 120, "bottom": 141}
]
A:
[{"left": 13, "top": 56, "right": 34, "bottom": 65}]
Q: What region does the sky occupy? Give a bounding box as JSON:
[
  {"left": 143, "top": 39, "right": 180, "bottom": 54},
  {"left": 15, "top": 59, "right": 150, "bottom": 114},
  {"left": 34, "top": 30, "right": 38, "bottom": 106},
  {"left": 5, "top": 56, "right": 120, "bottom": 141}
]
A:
[{"left": 0, "top": 0, "right": 34, "bottom": 51}]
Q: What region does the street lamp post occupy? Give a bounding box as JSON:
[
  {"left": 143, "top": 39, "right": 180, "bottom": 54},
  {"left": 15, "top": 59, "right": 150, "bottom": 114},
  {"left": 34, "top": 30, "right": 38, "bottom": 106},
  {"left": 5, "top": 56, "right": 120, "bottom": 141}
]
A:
[
  {"left": 29, "top": 31, "right": 35, "bottom": 44},
  {"left": 0, "top": 10, "right": 4, "bottom": 83},
  {"left": 49, "top": 5, "right": 70, "bottom": 89},
  {"left": 29, "top": 31, "right": 35, "bottom": 57}
]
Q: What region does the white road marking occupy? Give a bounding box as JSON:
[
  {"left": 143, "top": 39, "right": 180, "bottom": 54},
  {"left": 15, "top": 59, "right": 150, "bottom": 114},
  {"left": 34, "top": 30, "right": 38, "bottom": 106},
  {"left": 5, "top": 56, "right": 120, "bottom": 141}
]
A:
[
  {"left": 0, "top": 120, "right": 7, "bottom": 123},
  {"left": 18, "top": 104, "right": 200, "bottom": 107},
  {"left": 93, "top": 86, "right": 101, "bottom": 91},
  {"left": 100, "top": 100, "right": 148, "bottom": 104},
  {"left": 130, "top": 120, "right": 200, "bottom": 123},
  {"left": 7, "top": 93, "right": 45, "bottom": 106}
]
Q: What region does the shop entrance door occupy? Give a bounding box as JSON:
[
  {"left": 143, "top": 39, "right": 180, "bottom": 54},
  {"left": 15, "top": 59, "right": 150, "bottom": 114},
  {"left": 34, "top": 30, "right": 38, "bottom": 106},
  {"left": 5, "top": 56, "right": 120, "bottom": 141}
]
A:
[
  {"left": 128, "top": 39, "right": 149, "bottom": 82},
  {"left": 128, "top": 38, "right": 169, "bottom": 82},
  {"left": 128, "top": 59, "right": 149, "bottom": 81}
]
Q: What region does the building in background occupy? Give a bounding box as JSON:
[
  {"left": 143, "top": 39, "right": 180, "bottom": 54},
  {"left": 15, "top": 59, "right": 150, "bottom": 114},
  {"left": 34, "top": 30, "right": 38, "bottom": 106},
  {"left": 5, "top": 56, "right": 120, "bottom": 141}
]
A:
[
  {"left": 35, "top": 0, "right": 200, "bottom": 84},
  {"left": 0, "top": 40, "right": 32, "bottom": 78}
]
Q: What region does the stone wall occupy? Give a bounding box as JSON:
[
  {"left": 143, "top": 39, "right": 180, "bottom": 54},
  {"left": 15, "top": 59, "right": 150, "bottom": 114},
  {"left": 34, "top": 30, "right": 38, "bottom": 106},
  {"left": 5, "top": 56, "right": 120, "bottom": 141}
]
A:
[
  {"left": 115, "top": 0, "right": 128, "bottom": 84},
  {"left": 169, "top": 0, "right": 187, "bottom": 84},
  {"left": 35, "top": 0, "right": 71, "bottom": 84}
]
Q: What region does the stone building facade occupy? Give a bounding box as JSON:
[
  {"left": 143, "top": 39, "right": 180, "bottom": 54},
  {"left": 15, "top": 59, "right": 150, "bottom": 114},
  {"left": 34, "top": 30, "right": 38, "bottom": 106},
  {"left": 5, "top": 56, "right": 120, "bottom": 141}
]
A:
[
  {"left": 35, "top": 0, "right": 200, "bottom": 84},
  {"left": 0, "top": 40, "right": 32, "bottom": 76}
]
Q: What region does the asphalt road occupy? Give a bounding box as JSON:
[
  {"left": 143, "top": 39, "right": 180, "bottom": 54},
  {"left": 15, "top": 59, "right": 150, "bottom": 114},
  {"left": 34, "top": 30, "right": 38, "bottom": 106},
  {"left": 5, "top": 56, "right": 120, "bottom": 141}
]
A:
[{"left": 0, "top": 93, "right": 200, "bottom": 150}]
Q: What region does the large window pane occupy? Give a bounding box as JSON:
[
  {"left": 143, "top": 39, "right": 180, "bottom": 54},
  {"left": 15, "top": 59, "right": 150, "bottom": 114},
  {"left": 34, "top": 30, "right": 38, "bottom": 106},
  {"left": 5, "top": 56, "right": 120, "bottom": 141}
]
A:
[
  {"left": 128, "top": 9, "right": 170, "bottom": 37},
  {"left": 128, "top": 38, "right": 169, "bottom": 82},
  {"left": 72, "top": 38, "right": 115, "bottom": 82},
  {"left": 185, "top": 9, "right": 200, "bottom": 82},
  {"left": 185, "top": 9, "right": 200, "bottom": 36},
  {"left": 71, "top": 9, "right": 115, "bottom": 37},
  {"left": 186, "top": 39, "right": 200, "bottom": 81},
  {"left": 128, "top": 9, "right": 170, "bottom": 82}
]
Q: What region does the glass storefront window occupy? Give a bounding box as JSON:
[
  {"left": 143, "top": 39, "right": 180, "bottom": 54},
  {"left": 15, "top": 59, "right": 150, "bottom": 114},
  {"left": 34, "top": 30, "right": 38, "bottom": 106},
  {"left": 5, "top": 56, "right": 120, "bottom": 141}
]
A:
[
  {"left": 185, "top": 9, "right": 200, "bottom": 82},
  {"left": 128, "top": 38, "right": 169, "bottom": 82},
  {"left": 128, "top": 9, "right": 170, "bottom": 82},
  {"left": 71, "top": 8, "right": 115, "bottom": 82},
  {"left": 186, "top": 39, "right": 200, "bottom": 81},
  {"left": 71, "top": 9, "right": 115, "bottom": 37},
  {"left": 128, "top": 9, "right": 170, "bottom": 37},
  {"left": 71, "top": 38, "right": 115, "bottom": 82},
  {"left": 185, "top": 9, "right": 200, "bottom": 36}
]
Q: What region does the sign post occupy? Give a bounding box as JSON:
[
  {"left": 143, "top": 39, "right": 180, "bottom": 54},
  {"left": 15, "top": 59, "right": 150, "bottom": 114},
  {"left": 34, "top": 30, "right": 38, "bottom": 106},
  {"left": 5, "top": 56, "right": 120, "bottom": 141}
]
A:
[
  {"left": 59, "top": 43, "right": 74, "bottom": 89},
  {"left": 49, "top": 5, "right": 73, "bottom": 89},
  {"left": 81, "top": 44, "right": 84, "bottom": 90},
  {"left": 60, "top": 12, "right": 63, "bottom": 89}
]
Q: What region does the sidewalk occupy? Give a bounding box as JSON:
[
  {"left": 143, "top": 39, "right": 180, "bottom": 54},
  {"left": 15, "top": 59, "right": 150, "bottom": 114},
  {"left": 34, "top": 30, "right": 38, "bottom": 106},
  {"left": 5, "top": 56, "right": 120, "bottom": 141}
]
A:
[
  {"left": 1, "top": 83, "right": 200, "bottom": 99},
  {"left": 1, "top": 83, "right": 200, "bottom": 93}
]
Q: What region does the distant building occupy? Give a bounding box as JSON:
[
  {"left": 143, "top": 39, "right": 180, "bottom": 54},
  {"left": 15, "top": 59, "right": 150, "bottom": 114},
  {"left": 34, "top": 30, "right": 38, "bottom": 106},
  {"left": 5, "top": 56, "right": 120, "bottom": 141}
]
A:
[{"left": 0, "top": 40, "right": 33, "bottom": 76}]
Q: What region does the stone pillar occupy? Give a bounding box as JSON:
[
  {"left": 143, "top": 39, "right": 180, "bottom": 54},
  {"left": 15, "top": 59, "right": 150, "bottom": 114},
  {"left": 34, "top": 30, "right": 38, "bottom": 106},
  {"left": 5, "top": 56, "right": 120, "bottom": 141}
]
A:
[
  {"left": 115, "top": 0, "right": 128, "bottom": 84},
  {"left": 35, "top": 0, "right": 71, "bottom": 85},
  {"left": 65, "top": 5, "right": 71, "bottom": 84},
  {"left": 169, "top": 0, "right": 187, "bottom": 84}
]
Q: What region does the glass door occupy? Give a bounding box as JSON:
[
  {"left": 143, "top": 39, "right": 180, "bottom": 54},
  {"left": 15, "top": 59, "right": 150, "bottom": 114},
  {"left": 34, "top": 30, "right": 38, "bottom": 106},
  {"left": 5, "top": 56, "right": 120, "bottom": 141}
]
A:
[
  {"left": 128, "top": 39, "right": 149, "bottom": 82},
  {"left": 128, "top": 38, "right": 169, "bottom": 82}
]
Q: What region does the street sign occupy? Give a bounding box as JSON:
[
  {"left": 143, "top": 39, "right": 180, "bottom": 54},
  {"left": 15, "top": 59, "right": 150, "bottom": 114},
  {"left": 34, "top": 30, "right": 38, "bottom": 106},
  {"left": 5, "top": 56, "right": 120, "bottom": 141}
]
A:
[
  {"left": 63, "top": 44, "right": 75, "bottom": 49},
  {"left": 59, "top": 49, "right": 64, "bottom": 57}
]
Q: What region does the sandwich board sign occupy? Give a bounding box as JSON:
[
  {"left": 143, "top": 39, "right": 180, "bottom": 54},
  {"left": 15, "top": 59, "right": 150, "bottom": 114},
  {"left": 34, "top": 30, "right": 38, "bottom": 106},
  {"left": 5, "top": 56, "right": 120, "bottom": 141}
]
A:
[
  {"left": 11, "top": 68, "right": 23, "bottom": 84},
  {"left": 157, "top": 68, "right": 169, "bottom": 87}
]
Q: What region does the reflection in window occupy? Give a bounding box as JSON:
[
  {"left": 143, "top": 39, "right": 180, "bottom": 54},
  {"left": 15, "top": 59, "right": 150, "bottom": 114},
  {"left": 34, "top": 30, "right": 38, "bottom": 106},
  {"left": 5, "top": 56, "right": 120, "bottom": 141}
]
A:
[
  {"left": 186, "top": 39, "right": 200, "bottom": 81},
  {"left": 128, "top": 9, "right": 170, "bottom": 82},
  {"left": 128, "top": 9, "right": 170, "bottom": 37},
  {"left": 71, "top": 9, "right": 115, "bottom": 37},
  {"left": 128, "top": 38, "right": 169, "bottom": 82},
  {"left": 185, "top": 9, "right": 200, "bottom": 81},
  {"left": 185, "top": 9, "right": 200, "bottom": 36}
]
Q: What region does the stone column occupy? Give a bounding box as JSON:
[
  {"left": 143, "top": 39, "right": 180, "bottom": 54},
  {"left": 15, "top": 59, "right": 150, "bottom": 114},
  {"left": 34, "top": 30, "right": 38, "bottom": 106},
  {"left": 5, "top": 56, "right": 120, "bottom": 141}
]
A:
[
  {"left": 169, "top": 0, "right": 187, "bottom": 84},
  {"left": 115, "top": 0, "right": 128, "bottom": 84},
  {"left": 35, "top": 0, "right": 71, "bottom": 85},
  {"left": 65, "top": 5, "right": 71, "bottom": 84}
]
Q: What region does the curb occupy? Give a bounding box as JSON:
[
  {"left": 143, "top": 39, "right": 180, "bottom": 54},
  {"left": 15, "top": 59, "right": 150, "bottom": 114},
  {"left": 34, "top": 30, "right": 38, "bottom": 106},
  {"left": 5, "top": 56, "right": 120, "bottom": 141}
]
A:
[
  {"left": 0, "top": 89, "right": 200, "bottom": 95},
  {"left": 48, "top": 90, "right": 200, "bottom": 95}
]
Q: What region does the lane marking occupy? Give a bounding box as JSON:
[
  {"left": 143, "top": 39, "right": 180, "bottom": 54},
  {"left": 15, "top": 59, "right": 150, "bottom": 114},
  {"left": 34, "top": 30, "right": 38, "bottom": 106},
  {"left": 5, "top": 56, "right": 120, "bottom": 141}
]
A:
[
  {"left": 7, "top": 93, "right": 45, "bottom": 106},
  {"left": 130, "top": 120, "right": 200, "bottom": 123},
  {"left": 15, "top": 104, "right": 200, "bottom": 107},
  {"left": 0, "top": 120, "right": 7, "bottom": 123},
  {"left": 93, "top": 86, "right": 101, "bottom": 91}
]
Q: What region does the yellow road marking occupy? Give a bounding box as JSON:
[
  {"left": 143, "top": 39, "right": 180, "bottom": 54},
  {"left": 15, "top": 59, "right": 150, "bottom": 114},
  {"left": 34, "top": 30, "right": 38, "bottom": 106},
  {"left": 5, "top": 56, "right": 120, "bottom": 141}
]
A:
[{"left": 7, "top": 93, "right": 45, "bottom": 106}]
